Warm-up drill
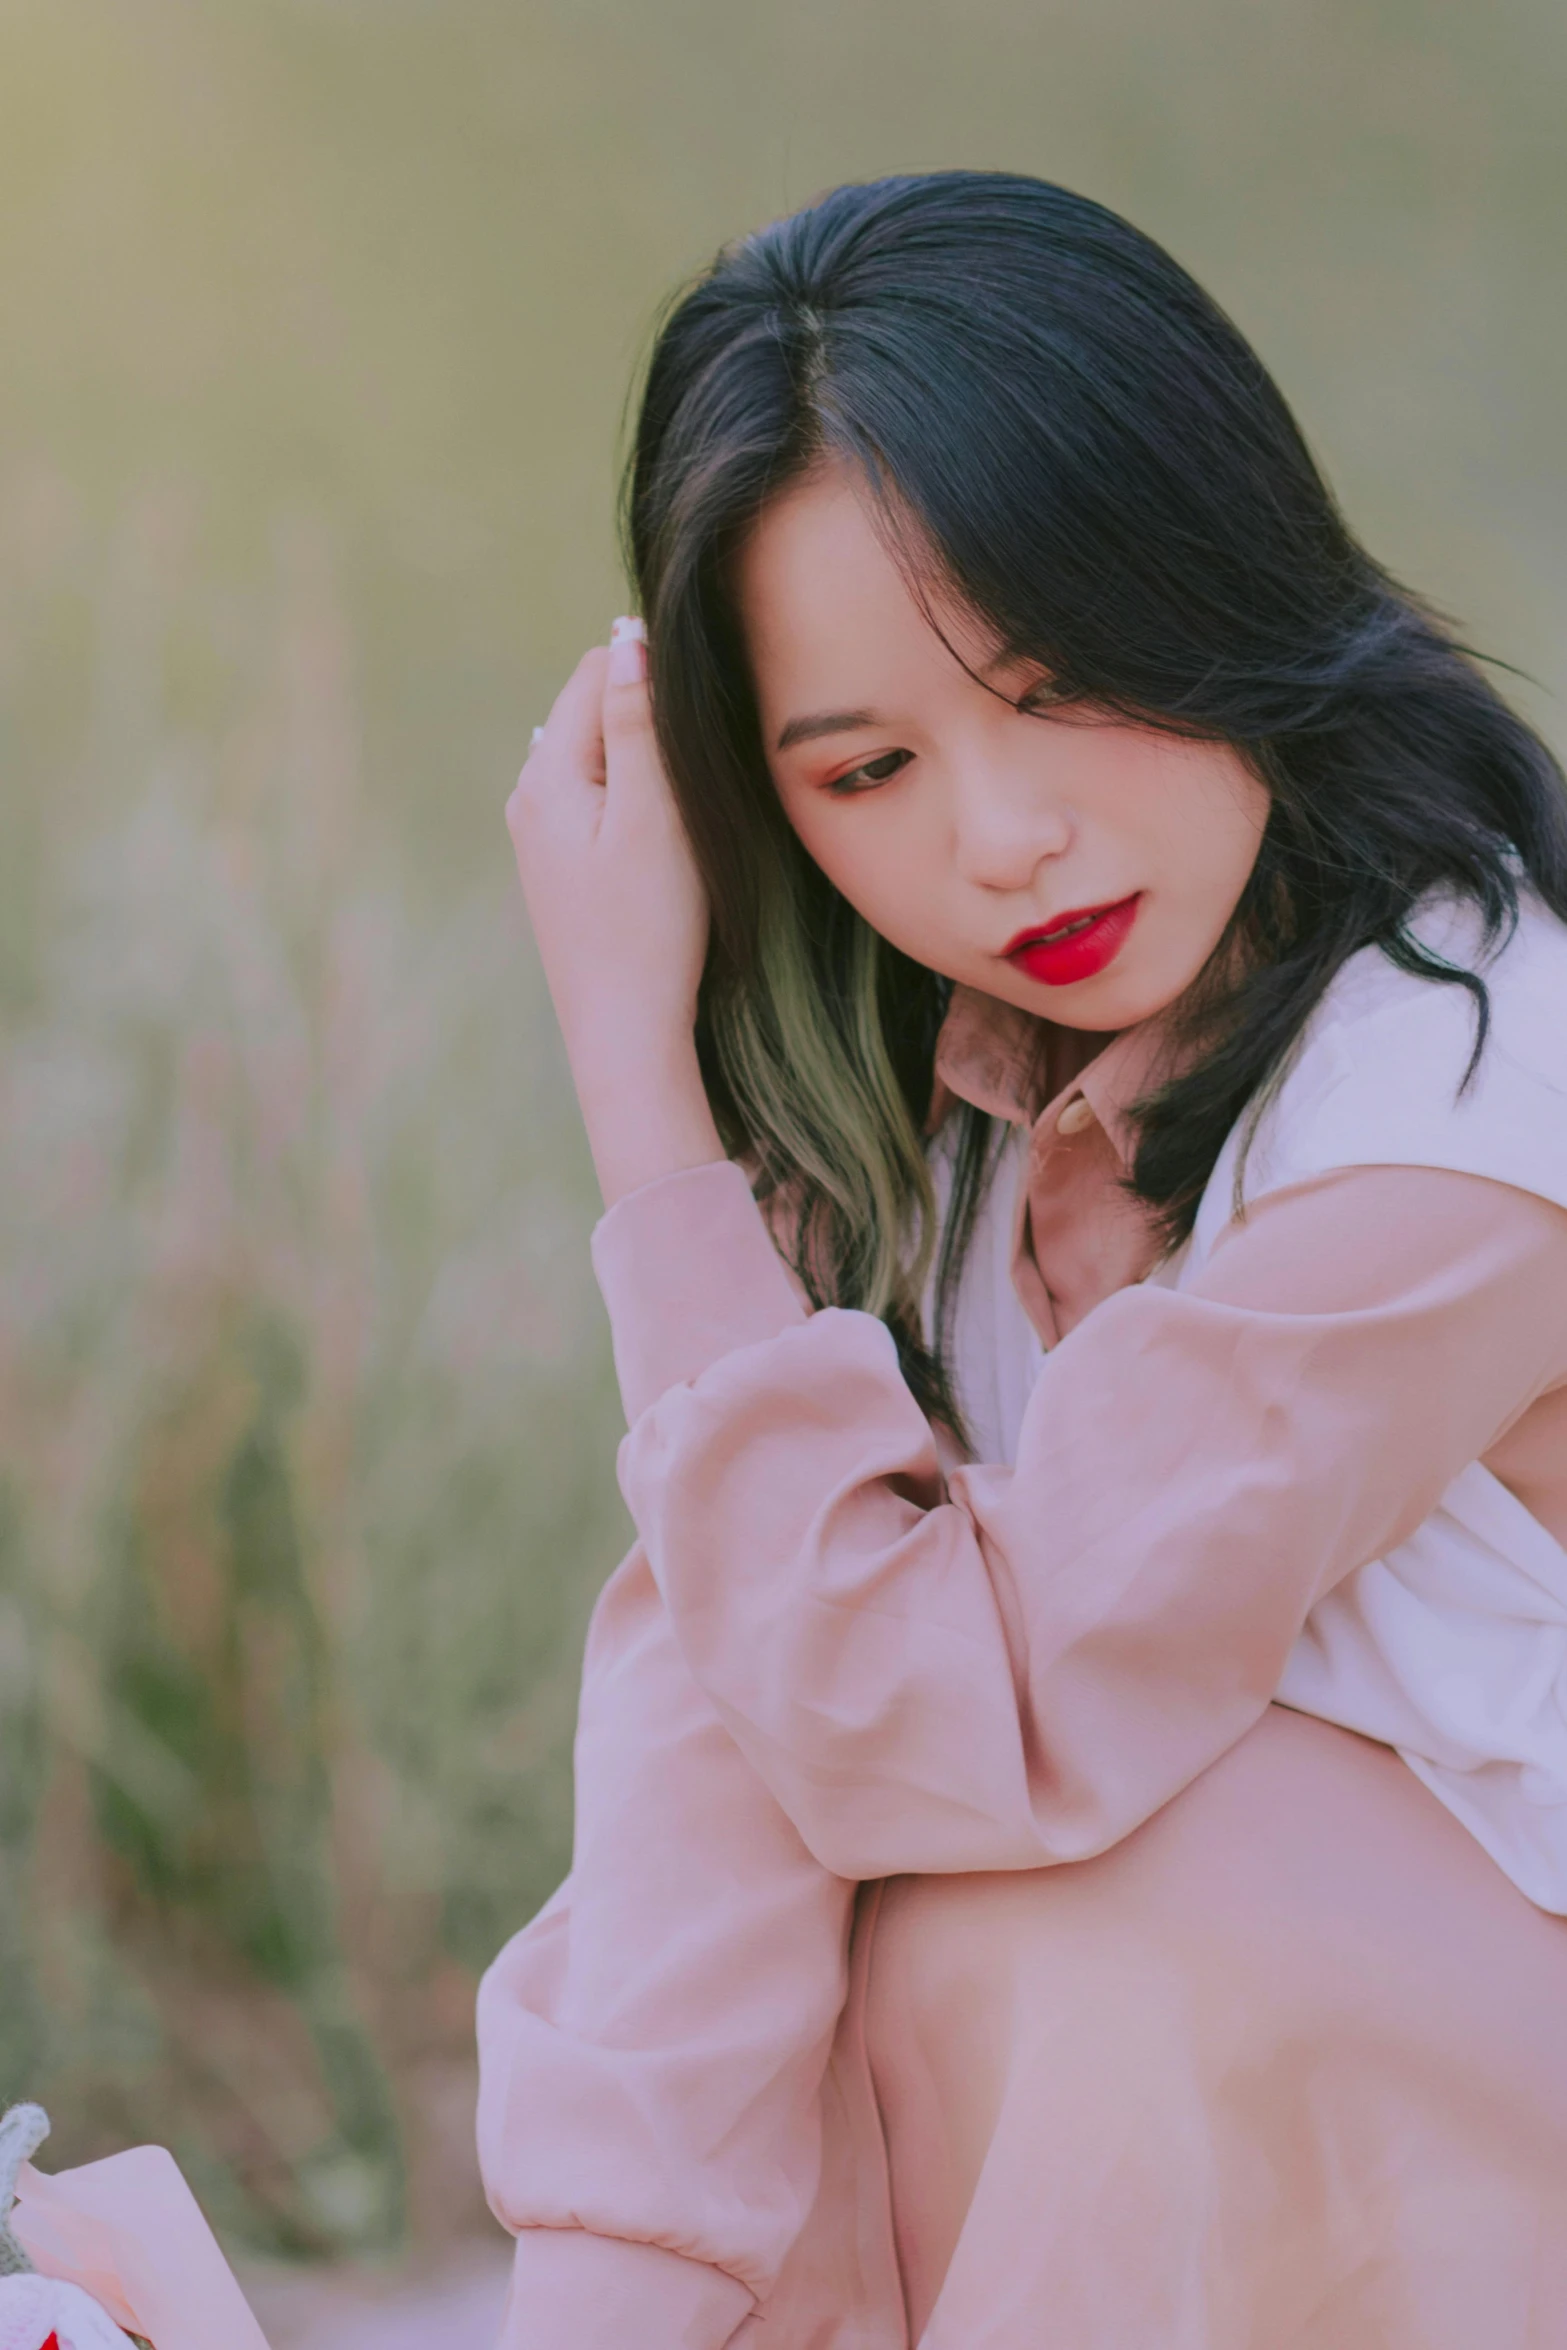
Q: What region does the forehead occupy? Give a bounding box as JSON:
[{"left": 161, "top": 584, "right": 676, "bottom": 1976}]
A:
[{"left": 735, "top": 462, "right": 995, "bottom": 721}]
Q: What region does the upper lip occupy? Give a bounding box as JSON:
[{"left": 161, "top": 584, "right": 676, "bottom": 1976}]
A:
[{"left": 1001, "top": 896, "right": 1136, "bottom": 956}]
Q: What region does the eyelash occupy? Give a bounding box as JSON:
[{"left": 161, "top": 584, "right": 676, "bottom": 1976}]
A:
[{"left": 826, "top": 748, "right": 913, "bottom": 797}]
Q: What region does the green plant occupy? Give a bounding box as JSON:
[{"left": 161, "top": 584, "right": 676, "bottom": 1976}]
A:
[{"left": 0, "top": 485, "right": 625, "bottom": 2256}]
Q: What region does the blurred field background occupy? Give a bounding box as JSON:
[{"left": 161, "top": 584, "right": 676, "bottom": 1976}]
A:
[{"left": 1, "top": 0, "right": 1564, "bottom": 2302}]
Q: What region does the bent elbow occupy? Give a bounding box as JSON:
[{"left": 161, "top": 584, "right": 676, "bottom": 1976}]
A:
[{"left": 752, "top": 1748, "right": 1035, "bottom": 1881}]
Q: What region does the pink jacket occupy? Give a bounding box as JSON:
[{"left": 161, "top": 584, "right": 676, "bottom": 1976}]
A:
[{"left": 477, "top": 950, "right": 1567, "bottom": 2349}]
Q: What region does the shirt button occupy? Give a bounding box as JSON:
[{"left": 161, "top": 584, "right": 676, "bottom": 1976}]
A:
[{"left": 1055, "top": 1095, "right": 1096, "bottom": 1137}]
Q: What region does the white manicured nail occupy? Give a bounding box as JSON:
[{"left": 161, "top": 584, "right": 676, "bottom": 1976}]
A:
[{"left": 608, "top": 615, "right": 647, "bottom": 682}]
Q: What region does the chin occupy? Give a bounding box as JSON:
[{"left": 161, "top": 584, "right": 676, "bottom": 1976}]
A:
[
  {"left": 1056, "top": 966, "right": 1166, "bottom": 1029},
  {"left": 1083, "top": 945, "right": 1199, "bottom": 1030}
]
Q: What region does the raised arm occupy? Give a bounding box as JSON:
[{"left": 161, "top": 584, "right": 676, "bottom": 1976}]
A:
[
  {"left": 598, "top": 1156, "right": 1567, "bottom": 1881},
  {"left": 487, "top": 647, "right": 869, "bottom": 2347}
]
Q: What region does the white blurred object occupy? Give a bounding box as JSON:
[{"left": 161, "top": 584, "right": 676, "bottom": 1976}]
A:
[{"left": 0, "top": 2274, "right": 134, "bottom": 2350}]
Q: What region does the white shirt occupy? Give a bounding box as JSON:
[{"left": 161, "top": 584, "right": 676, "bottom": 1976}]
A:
[{"left": 945, "top": 887, "right": 1567, "bottom": 1911}]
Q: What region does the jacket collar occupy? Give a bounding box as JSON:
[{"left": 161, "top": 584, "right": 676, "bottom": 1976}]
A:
[{"left": 930, "top": 982, "right": 1177, "bottom": 1166}]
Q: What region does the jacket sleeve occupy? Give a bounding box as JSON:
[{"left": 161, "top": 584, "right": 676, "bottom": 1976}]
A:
[
  {"left": 597, "top": 1159, "right": 1567, "bottom": 1880},
  {"left": 477, "top": 1423, "right": 853, "bottom": 2341}
]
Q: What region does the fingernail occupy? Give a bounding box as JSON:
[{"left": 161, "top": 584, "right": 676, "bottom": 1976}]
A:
[{"left": 608, "top": 614, "right": 647, "bottom": 683}]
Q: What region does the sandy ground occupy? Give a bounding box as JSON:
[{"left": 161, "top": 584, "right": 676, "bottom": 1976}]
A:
[{"left": 240, "top": 2247, "right": 512, "bottom": 2349}]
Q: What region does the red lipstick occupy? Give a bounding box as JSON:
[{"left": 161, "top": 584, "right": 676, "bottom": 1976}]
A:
[{"left": 1003, "top": 894, "right": 1142, "bottom": 987}]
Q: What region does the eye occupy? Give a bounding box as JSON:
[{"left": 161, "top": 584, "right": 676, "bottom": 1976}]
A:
[
  {"left": 826, "top": 748, "right": 912, "bottom": 797},
  {"left": 1015, "top": 678, "right": 1074, "bottom": 718}
]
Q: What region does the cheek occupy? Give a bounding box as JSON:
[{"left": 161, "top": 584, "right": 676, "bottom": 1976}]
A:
[
  {"left": 1203, "top": 770, "right": 1271, "bottom": 899},
  {"left": 780, "top": 795, "right": 933, "bottom": 925},
  {"left": 776, "top": 792, "right": 848, "bottom": 897},
  {"left": 788, "top": 805, "right": 969, "bottom": 975},
  {"left": 1137, "top": 748, "right": 1269, "bottom": 902}
]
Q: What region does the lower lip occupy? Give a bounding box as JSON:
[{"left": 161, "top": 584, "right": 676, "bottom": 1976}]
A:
[{"left": 1007, "top": 895, "right": 1142, "bottom": 988}]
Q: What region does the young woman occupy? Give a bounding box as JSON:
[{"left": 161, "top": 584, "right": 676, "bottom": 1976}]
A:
[{"left": 482, "top": 173, "right": 1567, "bottom": 2349}]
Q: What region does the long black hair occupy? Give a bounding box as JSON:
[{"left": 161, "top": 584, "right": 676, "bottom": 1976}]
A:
[{"left": 624, "top": 170, "right": 1567, "bottom": 1431}]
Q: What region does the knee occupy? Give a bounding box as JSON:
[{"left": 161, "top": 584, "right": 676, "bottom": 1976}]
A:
[{"left": 867, "top": 1866, "right": 1205, "bottom": 2112}]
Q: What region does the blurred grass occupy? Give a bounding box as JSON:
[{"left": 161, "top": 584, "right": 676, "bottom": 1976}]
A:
[
  {"left": 0, "top": 0, "right": 1563, "bottom": 2268},
  {"left": 0, "top": 481, "right": 627, "bottom": 2251}
]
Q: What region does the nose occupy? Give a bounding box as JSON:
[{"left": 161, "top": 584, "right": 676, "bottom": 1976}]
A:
[{"left": 949, "top": 753, "right": 1073, "bottom": 892}]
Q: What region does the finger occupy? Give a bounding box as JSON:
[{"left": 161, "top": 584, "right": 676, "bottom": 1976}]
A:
[
  {"left": 541, "top": 644, "right": 611, "bottom": 785},
  {"left": 600, "top": 617, "right": 660, "bottom": 797},
  {"left": 507, "top": 645, "right": 609, "bottom": 834}
]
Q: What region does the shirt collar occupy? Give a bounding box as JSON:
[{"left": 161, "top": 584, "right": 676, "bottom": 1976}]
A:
[{"left": 931, "top": 981, "right": 1177, "bottom": 1170}]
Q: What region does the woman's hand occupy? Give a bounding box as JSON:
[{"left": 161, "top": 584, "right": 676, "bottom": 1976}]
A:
[{"left": 507, "top": 619, "right": 724, "bottom": 1208}]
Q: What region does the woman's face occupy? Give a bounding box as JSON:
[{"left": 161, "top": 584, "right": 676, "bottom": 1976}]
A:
[{"left": 737, "top": 464, "right": 1270, "bottom": 1032}]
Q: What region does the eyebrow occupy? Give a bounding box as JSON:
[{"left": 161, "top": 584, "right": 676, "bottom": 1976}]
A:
[
  {"left": 771, "top": 647, "right": 1042, "bottom": 755},
  {"left": 774, "top": 707, "right": 880, "bottom": 753}
]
